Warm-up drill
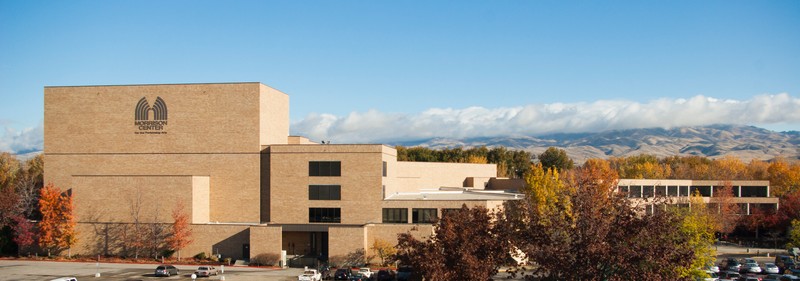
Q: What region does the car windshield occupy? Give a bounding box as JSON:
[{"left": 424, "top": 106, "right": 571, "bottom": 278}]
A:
[
  {"left": 157, "top": 266, "right": 165, "bottom": 269},
  {"left": 304, "top": 271, "right": 315, "bottom": 275},
  {"left": 198, "top": 267, "right": 209, "bottom": 270}
]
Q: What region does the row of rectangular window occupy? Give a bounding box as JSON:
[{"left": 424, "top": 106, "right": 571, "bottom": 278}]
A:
[
  {"left": 309, "top": 161, "right": 389, "bottom": 177},
  {"left": 619, "top": 185, "right": 769, "bottom": 198},
  {"left": 382, "top": 208, "right": 461, "bottom": 224}
]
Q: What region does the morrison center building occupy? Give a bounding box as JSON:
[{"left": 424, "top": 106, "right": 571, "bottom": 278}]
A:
[{"left": 43, "top": 82, "right": 523, "bottom": 263}]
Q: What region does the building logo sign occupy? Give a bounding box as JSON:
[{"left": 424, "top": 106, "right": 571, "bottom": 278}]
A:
[{"left": 134, "top": 97, "right": 168, "bottom": 134}]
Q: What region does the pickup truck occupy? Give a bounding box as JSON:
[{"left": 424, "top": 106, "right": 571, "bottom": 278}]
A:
[{"left": 298, "top": 269, "right": 322, "bottom": 281}]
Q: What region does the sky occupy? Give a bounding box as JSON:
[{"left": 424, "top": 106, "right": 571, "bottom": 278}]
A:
[{"left": 1, "top": 0, "right": 799, "bottom": 153}]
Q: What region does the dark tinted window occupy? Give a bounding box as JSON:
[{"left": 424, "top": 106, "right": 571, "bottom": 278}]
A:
[
  {"left": 383, "top": 208, "right": 408, "bottom": 223},
  {"left": 412, "top": 208, "right": 437, "bottom": 223},
  {"left": 309, "top": 208, "right": 341, "bottom": 223},
  {"left": 309, "top": 161, "right": 341, "bottom": 177},
  {"left": 309, "top": 185, "right": 341, "bottom": 200}
]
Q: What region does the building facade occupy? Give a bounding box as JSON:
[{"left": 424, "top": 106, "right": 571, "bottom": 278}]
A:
[{"left": 43, "top": 83, "right": 521, "bottom": 263}]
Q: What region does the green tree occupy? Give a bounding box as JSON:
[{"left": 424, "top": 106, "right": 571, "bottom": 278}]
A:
[
  {"left": 537, "top": 147, "right": 573, "bottom": 171},
  {"left": 787, "top": 219, "right": 800, "bottom": 250}
]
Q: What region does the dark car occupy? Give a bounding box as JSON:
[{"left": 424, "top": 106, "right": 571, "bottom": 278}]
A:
[
  {"left": 376, "top": 269, "right": 395, "bottom": 281},
  {"left": 348, "top": 272, "right": 368, "bottom": 281},
  {"left": 723, "top": 258, "right": 742, "bottom": 272},
  {"left": 154, "top": 264, "right": 179, "bottom": 277},
  {"left": 777, "top": 255, "right": 798, "bottom": 272},
  {"left": 334, "top": 268, "right": 353, "bottom": 280}
]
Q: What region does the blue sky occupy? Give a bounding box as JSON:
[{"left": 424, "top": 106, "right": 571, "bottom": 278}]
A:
[{"left": 1, "top": 0, "right": 799, "bottom": 152}]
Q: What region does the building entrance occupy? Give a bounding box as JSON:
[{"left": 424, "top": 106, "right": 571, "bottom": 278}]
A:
[{"left": 283, "top": 230, "right": 329, "bottom": 268}]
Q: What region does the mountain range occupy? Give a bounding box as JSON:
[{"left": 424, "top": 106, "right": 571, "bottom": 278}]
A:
[{"left": 394, "top": 125, "right": 800, "bottom": 164}]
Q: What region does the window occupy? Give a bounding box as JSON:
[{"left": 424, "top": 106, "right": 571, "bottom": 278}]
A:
[
  {"left": 382, "top": 208, "right": 408, "bottom": 223},
  {"left": 629, "top": 186, "right": 642, "bottom": 198},
  {"left": 309, "top": 161, "right": 341, "bottom": 177},
  {"left": 309, "top": 208, "right": 341, "bottom": 223},
  {"left": 382, "top": 161, "right": 387, "bottom": 177},
  {"left": 642, "top": 185, "right": 654, "bottom": 198},
  {"left": 690, "top": 186, "right": 712, "bottom": 197},
  {"left": 412, "top": 208, "right": 437, "bottom": 223},
  {"left": 309, "top": 185, "right": 341, "bottom": 200},
  {"left": 667, "top": 186, "right": 679, "bottom": 196}
]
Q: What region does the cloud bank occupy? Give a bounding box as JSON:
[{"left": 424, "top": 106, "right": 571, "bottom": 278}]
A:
[
  {"left": 0, "top": 123, "right": 43, "bottom": 155},
  {"left": 2, "top": 94, "right": 799, "bottom": 154},
  {"left": 291, "top": 93, "right": 800, "bottom": 143}
]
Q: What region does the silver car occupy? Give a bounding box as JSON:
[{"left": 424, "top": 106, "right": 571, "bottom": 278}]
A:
[{"left": 740, "top": 262, "right": 762, "bottom": 274}]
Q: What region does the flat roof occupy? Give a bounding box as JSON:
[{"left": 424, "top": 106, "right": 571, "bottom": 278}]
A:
[{"left": 385, "top": 188, "right": 523, "bottom": 201}]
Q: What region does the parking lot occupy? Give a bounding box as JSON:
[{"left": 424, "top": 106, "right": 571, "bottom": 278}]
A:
[{"left": 0, "top": 260, "right": 305, "bottom": 281}]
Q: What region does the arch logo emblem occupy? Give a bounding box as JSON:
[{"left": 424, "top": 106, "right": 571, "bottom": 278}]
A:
[{"left": 134, "top": 97, "right": 168, "bottom": 134}]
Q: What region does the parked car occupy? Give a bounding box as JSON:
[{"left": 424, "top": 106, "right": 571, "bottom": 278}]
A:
[
  {"left": 357, "top": 268, "right": 373, "bottom": 279},
  {"left": 740, "top": 262, "right": 762, "bottom": 274},
  {"left": 763, "top": 274, "right": 783, "bottom": 281},
  {"left": 333, "top": 268, "right": 353, "bottom": 280},
  {"left": 701, "top": 270, "right": 718, "bottom": 281},
  {"left": 299, "top": 269, "right": 322, "bottom": 281},
  {"left": 719, "top": 271, "right": 741, "bottom": 280},
  {"left": 194, "top": 266, "right": 219, "bottom": 277},
  {"left": 376, "top": 269, "right": 396, "bottom": 281},
  {"left": 723, "top": 258, "right": 743, "bottom": 272},
  {"left": 348, "top": 272, "right": 368, "bottom": 281},
  {"left": 776, "top": 255, "right": 797, "bottom": 272},
  {"left": 765, "top": 263, "right": 782, "bottom": 274},
  {"left": 154, "top": 265, "right": 179, "bottom": 277},
  {"left": 780, "top": 275, "right": 800, "bottom": 281},
  {"left": 738, "top": 276, "right": 760, "bottom": 281},
  {"left": 50, "top": 278, "right": 78, "bottom": 281},
  {"left": 706, "top": 262, "right": 721, "bottom": 273}
]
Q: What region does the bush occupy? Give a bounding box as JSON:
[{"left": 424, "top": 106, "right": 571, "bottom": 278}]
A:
[
  {"left": 194, "top": 252, "right": 207, "bottom": 260},
  {"left": 250, "top": 253, "right": 281, "bottom": 266}
]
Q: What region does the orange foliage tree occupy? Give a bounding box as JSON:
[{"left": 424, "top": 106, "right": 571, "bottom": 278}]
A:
[
  {"left": 38, "top": 183, "right": 76, "bottom": 256},
  {"left": 166, "top": 201, "right": 192, "bottom": 260}
]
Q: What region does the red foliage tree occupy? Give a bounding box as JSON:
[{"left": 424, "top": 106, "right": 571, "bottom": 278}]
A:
[
  {"left": 396, "top": 205, "right": 511, "bottom": 280},
  {"left": 12, "top": 215, "right": 36, "bottom": 256},
  {"left": 166, "top": 201, "right": 192, "bottom": 260}
]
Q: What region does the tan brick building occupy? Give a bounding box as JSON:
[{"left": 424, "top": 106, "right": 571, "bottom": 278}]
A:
[{"left": 43, "top": 83, "right": 521, "bottom": 264}]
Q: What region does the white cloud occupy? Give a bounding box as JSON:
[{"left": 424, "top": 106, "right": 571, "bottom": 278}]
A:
[
  {"left": 291, "top": 93, "right": 800, "bottom": 143},
  {"left": 0, "top": 122, "right": 43, "bottom": 154}
]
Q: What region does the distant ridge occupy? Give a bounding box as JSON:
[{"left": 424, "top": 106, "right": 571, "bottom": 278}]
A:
[{"left": 392, "top": 125, "right": 800, "bottom": 164}]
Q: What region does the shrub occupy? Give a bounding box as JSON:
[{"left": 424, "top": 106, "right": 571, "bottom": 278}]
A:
[
  {"left": 194, "top": 252, "right": 207, "bottom": 260},
  {"left": 250, "top": 253, "right": 281, "bottom": 266}
]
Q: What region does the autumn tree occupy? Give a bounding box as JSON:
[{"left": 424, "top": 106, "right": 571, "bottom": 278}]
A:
[
  {"left": 167, "top": 201, "right": 192, "bottom": 260},
  {"left": 38, "top": 183, "right": 77, "bottom": 256},
  {"left": 12, "top": 215, "right": 36, "bottom": 256},
  {"left": 396, "top": 205, "right": 511, "bottom": 280},
  {"left": 787, "top": 219, "right": 800, "bottom": 250},
  {"left": 768, "top": 158, "right": 800, "bottom": 197},
  {"left": 677, "top": 191, "right": 717, "bottom": 279},
  {"left": 370, "top": 238, "right": 397, "bottom": 267},
  {"left": 502, "top": 160, "right": 694, "bottom": 280},
  {"left": 610, "top": 154, "right": 670, "bottom": 179},
  {"left": 537, "top": 147, "right": 574, "bottom": 171},
  {"left": 712, "top": 182, "right": 741, "bottom": 236}
]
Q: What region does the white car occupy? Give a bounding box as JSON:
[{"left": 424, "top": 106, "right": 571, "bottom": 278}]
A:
[
  {"left": 194, "top": 266, "right": 219, "bottom": 277},
  {"left": 764, "top": 263, "right": 780, "bottom": 274},
  {"left": 358, "top": 268, "right": 373, "bottom": 278},
  {"left": 741, "top": 262, "right": 762, "bottom": 274},
  {"left": 298, "top": 269, "right": 322, "bottom": 281}
]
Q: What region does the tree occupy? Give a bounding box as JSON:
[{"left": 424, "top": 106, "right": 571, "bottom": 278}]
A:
[
  {"left": 502, "top": 159, "right": 694, "bottom": 280},
  {"left": 396, "top": 205, "right": 511, "bottom": 281},
  {"left": 537, "top": 147, "right": 574, "bottom": 171},
  {"left": 787, "top": 219, "right": 800, "bottom": 250},
  {"left": 712, "top": 182, "right": 740, "bottom": 236},
  {"left": 11, "top": 215, "right": 36, "bottom": 256},
  {"left": 167, "top": 201, "right": 192, "bottom": 260},
  {"left": 370, "top": 238, "right": 397, "bottom": 267},
  {"left": 677, "top": 191, "right": 717, "bottom": 279},
  {"left": 0, "top": 152, "right": 20, "bottom": 191},
  {"left": 38, "top": 183, "right": 77, "bottom": 256}
]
